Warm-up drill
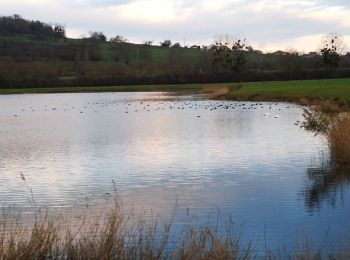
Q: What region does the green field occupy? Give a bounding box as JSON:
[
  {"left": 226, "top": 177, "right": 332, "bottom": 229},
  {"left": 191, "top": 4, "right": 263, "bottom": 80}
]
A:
[
  {"left": 2, "top": 78, "right": 350, "bottom": 104},
  {"left": 223, "top": 78, "right": 350, "bottom": 103}
]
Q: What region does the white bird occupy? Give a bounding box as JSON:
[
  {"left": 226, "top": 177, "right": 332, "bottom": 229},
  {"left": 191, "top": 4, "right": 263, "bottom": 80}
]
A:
[{"left": 274, "top": 115, "right": 279, "bottom": 118}]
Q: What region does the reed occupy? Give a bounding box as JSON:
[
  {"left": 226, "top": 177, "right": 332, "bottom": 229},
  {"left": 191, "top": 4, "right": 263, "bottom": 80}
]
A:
[
  {"left": 303, "top": 104, "right": 350, "bottom": 167},
  {"left": 0, "top": 178, "right": 346, "bottom": 259},
  {"left": 1, "top": 199, "right": 350, "bottom": 259},
  {"left": 0, "top": 200, "right": 257, "bottom": 260},
  {"left": 327, "top": 113, "right": 350, "bottom": 166}
]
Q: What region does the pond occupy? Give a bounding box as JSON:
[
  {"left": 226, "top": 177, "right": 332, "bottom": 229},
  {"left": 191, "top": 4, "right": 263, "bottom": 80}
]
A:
[{"left": 1, "top": 92, "right": 350, "bottom": 253}]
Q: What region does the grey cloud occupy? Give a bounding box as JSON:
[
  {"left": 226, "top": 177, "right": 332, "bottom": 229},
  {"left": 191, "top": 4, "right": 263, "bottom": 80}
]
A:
[{"left": 1, "top": 0, "right": 350, "bottom": 50}]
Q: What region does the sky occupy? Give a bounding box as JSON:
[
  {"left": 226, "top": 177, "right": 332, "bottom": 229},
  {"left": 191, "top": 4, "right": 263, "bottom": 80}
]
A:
[{"left": 1, "top": 0, "right": 350, "bottom": 52}]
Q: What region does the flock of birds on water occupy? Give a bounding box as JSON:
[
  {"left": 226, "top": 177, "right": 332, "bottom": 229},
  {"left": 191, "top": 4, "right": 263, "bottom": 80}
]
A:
[{"left": 9, "top": 98, "right": 301, "bottom": 125}]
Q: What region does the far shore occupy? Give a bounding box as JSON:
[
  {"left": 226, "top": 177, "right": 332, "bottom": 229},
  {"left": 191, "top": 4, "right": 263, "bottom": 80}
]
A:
[{"left": 1, "top": 78, "right": 350, "bottom": 105}]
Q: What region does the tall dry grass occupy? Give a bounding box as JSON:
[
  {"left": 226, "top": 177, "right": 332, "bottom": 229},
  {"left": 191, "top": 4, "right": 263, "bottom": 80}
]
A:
[
  {"left": 0, "top": 177, "right": 347, "bottom": 259},
  {"left": 0, "top": 199, "right": 257, "bottom": 260},
  {"left": 202, "top": 87, "right": 230, "bottom": 99},
  {"left": 327, "top": 114, "right": 350, "bottom": 166},
  {"left": 303, "top": 104, "right": 350, "bottom": 167},
  {"left": 1, "top": 199, "right": 350, "bottom": 259}
]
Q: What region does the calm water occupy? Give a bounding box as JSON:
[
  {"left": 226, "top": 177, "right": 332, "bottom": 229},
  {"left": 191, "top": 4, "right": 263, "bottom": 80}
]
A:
[{"left": 1, "top": 92, "right": 350, "bottom": 252}]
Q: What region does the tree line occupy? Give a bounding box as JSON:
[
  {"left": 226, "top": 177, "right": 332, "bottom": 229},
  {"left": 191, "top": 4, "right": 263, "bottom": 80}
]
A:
[
  {"left": 1, "top": 15, "right": 350, "bottom": 88},
  {"left": 0, "top": 15, "right": 65, "bottom": 40}
]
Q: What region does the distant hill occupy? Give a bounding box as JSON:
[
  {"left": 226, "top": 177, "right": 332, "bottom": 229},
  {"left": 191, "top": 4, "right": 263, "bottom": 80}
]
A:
[
  {"left": 0, "top": 14, "right": 65, "bottom": 40},
  {"left": 1, "top": 15, "right": 350, "bottom": 88}
]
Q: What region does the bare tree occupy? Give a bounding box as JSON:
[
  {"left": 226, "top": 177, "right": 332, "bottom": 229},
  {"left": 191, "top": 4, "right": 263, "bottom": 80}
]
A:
[
  {"left": 160, "top": 40, "right": 172, "bottom": 47},
  {"left": 88, "top": 31, "right": 106, "bottom": 42},
  {"left": 143, "top": 41, "right": 153, "bottom": 45},
  {"left": 110, "top": 35, "right": 128, "bottom": 43},
  {"left": 211, "top": 34, "right": 251, "bottom": 73},
  {"left": 320, "top": 33, "right": 346, "bottom": 68},
  {"left": 53, "top": 24, "right": 65, "bottom": 39}
]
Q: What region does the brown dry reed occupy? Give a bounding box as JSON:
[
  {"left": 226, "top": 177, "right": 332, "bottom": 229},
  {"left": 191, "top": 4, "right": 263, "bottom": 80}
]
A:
[
  {"left": 1, "top": 197, "right": 350, "bottom": 260},
  {"left": 327, "top": 113, "right": 350, "bottom": 167},
  {"left": 303, "top": 100, "right": 350, "bottom": 167},
  {"left": 0, "top": 198, "right": 257, "bottom": 260}
]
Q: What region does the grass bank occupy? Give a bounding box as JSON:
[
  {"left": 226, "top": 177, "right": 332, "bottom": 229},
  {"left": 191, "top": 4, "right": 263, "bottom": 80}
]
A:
[
  {"left": 220, "top": 78, "right": 350, "bottom": 104},
  {"left": 1, "top": 78, "right": 350, "bottom": 105}
]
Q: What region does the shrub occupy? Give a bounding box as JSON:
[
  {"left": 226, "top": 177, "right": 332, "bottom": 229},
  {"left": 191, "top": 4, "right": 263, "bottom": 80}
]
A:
[{"left": 303, "top": 107, "right": 350, "bottom": 166}]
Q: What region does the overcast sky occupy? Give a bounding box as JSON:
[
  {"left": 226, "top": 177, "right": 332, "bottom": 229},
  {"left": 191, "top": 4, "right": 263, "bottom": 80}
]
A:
[{"left": 1, "top": 0, "right": 350, "bottom": 52}]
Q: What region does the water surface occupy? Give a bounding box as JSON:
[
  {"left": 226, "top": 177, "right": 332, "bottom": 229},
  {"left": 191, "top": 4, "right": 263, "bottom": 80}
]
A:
[{"left": 1, "top": 92, "right": 350, "bottom": 252}]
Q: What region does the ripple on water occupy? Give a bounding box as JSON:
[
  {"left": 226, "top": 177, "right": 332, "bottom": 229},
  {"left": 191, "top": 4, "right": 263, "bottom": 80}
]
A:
[{"left": 0, "top": 92, "right": 349, "bottom": 251}]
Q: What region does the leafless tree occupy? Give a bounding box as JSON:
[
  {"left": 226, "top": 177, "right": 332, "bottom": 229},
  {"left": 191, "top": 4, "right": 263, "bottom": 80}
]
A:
[{"left": 320, "top": 33, "right": 346, "bottom": 68}]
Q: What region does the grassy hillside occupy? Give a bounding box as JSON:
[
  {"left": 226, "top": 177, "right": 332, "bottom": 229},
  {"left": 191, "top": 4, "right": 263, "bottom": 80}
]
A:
[
  {"left": 2, "top": 14, "right": 350, "bottom": 88},
  {"left": 0, "top": 35, "right": 203, "bottom": 62}
]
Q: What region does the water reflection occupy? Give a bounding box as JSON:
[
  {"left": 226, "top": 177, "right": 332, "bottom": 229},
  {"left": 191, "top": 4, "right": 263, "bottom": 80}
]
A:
[{"left": 303, "top": 162, "right": 350, "bottom": 211}]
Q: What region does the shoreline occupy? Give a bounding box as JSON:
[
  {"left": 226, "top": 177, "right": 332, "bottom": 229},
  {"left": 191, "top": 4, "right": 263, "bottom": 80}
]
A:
[{"left": 1, "top": 78, "right": 350, "bottom": 106}]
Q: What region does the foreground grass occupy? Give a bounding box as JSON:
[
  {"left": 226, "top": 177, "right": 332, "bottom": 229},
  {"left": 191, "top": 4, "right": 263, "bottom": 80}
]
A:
[
  {"left": 0, "top": 201, "right": 255, "bottom": 260},
  {"left": 1, "top": 200, "right": 347, "bottom": 260},
  {"left": 1, "top": 78, "right": 350, "bottom": 105}
]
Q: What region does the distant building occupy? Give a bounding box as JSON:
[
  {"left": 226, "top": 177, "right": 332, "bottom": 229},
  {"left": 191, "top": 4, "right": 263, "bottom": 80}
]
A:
[
  {"left": 271, "top": 50, "right": 289, "bottom": 56},
  {"left": 303, "top": 52, "right": 318, "bottom": 58},
  {"left": 190, "top": 45, "right": 201, "bottom": 49}
]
